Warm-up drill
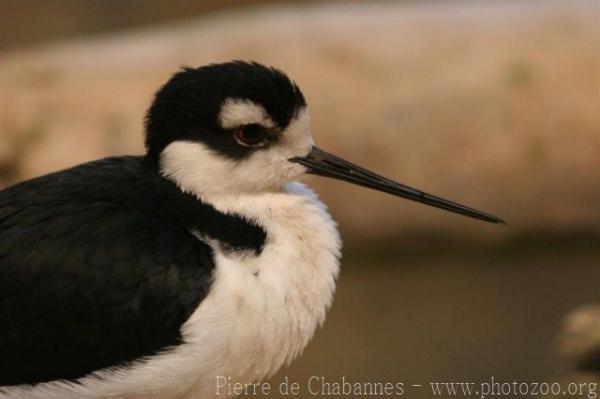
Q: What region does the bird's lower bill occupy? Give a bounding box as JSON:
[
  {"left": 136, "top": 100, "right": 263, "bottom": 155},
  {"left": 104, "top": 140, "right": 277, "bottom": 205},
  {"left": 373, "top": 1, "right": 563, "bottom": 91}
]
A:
[{"left": 289, "top": 146, "right": 505, "bottom": 224}]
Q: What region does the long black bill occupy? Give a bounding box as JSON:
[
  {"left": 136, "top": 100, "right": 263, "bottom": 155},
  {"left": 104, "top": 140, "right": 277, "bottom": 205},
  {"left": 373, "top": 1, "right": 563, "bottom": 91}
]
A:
[{"left": 290, "top": 147, "right": 505, "bottom": 225}]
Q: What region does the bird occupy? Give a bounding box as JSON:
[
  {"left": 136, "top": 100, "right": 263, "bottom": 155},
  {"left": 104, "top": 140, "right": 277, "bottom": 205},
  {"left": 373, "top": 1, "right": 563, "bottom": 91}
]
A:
[{"left": 0, "top": 61, "right": 504, "bottom": 399}]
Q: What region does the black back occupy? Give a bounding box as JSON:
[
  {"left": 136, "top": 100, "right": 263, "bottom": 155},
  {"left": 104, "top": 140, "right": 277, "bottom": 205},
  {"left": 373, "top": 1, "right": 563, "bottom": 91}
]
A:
[{"left": 0, "top": 156, "right": 266, "bottom": 385}]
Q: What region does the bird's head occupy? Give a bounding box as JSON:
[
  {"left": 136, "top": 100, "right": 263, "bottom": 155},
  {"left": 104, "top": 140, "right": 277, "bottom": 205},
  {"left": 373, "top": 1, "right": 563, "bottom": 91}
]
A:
[
  {"left": 145, "top": 61, "right": 312, "bottom": 197},
  {"left": 145, "top": 61, "right": 504, "bottom": 224}
]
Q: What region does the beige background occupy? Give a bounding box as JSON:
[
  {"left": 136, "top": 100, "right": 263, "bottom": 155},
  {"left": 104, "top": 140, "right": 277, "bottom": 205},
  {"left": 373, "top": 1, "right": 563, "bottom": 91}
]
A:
[{"left": 1, "top": 0, "right": 598, "bottom": 395}]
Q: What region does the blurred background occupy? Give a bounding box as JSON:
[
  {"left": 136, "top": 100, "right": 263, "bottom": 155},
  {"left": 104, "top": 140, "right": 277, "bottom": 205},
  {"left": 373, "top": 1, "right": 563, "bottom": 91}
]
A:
[{"left": 1, "top": 0, "right": 598, "bottom": 395}]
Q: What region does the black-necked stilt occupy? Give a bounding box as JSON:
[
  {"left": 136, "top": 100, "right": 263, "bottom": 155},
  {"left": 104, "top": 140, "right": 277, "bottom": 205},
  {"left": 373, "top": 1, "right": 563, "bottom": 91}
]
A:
[{"left": 0, "top": 61, "right": 504, "bottom": 398}]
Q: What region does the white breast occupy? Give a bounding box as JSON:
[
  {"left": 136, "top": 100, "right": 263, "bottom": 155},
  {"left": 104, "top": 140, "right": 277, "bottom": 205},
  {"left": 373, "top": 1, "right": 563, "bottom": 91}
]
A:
[
  {"left": 181, "top": 181, "right": 341, "bottom": 397},
  {"left": 3, "top": 182, "right": 341, "bottom": 399}
]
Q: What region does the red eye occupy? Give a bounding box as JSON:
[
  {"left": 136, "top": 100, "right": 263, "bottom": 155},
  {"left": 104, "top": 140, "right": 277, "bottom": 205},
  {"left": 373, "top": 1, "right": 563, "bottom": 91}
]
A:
[{"left": 234, "top": 124, "right": 268, "bottom": 146}]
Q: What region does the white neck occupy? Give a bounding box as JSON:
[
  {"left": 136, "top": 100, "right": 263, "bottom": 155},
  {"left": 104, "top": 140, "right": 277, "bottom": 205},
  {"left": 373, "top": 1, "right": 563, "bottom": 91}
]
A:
[{"left": 178, "top": 181, "right": 342, "bottom": 396}]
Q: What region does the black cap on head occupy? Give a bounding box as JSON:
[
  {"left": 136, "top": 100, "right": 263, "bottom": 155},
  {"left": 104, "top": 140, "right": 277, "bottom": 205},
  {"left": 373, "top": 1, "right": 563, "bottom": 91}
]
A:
[{"left": 144, "top": 61, "right": 306, "bottom": 165}]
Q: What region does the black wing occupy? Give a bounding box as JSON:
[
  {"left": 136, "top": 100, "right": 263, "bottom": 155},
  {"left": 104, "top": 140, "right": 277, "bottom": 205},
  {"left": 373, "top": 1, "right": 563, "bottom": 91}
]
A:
[{"left": 0, "top": 157, "right": 244, "bottom": 386}]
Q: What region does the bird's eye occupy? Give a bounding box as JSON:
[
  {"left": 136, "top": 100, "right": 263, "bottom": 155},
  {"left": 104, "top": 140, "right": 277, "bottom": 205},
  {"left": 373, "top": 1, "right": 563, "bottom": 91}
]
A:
[{"left": 234, "top": 124, "right": 268, "bottom": 147}]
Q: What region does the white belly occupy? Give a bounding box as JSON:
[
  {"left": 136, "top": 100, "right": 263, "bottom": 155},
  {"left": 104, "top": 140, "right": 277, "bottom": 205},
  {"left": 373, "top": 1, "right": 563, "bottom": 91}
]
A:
[{"left": 2, "top": 182, "right": 341, "bottom": 399}]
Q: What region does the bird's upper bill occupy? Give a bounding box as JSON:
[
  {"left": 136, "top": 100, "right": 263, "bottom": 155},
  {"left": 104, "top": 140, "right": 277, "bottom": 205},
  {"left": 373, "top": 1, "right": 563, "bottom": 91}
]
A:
[{"left": 148, "top": 61, "right": 504, "bottom": 224}]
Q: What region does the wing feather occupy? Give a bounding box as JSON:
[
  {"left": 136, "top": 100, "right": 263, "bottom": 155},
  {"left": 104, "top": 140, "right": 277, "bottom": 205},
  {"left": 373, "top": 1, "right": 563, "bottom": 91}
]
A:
[{"left": 0, "top": 157, "right": 215, "bottom": 386}]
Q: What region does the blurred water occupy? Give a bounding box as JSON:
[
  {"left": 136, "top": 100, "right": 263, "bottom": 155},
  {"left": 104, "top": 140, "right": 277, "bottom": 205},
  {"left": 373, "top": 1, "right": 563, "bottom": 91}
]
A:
[{"left": 264, "top": 240, "right": 599, "bottom": 398}]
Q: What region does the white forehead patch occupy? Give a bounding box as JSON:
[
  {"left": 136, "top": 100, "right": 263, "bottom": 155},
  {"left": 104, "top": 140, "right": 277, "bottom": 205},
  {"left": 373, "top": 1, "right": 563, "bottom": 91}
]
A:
[{"left": 218, "top": 98, "right": 276, "bottom": 129}]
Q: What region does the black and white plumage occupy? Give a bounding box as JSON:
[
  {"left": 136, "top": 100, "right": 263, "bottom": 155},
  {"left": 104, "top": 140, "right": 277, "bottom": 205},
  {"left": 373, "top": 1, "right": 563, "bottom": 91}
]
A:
[
  {"left": 1, "top": 156, "right": 264, "bottom": 384},
  {"left": 0, "top": 61, "right": 503, "bottom": 399}
]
